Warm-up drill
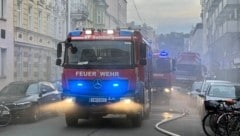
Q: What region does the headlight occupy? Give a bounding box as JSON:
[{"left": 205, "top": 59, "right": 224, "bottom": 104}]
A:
[
  {"left": 120, "top": 97, "right": 134, "bottom": 104},
  {"left": 164, "top": 88, "right": 171, "bottom": 93},
  {"left": 64, "top": 97, "right": 76, "bottom": 103}
]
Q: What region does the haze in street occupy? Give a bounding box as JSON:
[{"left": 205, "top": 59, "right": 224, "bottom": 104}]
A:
[{"left": 127, "top": 0, "right": 201, "bottom": 33}]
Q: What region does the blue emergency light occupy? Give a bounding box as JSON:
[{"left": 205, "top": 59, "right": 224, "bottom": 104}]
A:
[
  {"left": 160, "top": 50, "right": 169, "bottom": 57},
  {"left": 119, "top": 30, "right": 134, "bottom": 36},
  {"left": 68, "top": 30, "right": 82, "bottom": 37}
]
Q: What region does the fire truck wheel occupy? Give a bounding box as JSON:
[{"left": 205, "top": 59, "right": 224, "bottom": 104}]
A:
[
  {"left": 131, "top": 114, "right": 142, "bottom": 127},
  {"left": 65, "top": 114, "right": 78, "bottom": 127},
  {"left": 144, "top": 108, "right": 150, "bottom": 119}
]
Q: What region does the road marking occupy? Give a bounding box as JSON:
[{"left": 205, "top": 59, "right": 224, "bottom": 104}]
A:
[{"left": 155, "top": 112, "right": 187, "bottom": 136}]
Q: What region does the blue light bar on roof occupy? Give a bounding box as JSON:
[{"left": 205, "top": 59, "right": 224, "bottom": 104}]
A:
[
  {"left": 68, "top": 30, "right": 82, "bottom": 37},
  {"left": 160, "top": 50, "right": 169, "bottom": 57},
  {"left": 119, "top": 30, "right": 134, "bottom": 36}
]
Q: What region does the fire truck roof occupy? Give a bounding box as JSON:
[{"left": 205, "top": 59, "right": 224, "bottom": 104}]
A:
[{"left": 68, "top": 29, "right": 137, "bottom": 38}]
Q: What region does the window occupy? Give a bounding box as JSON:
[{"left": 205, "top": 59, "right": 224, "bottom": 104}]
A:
[
  {"left": 28, "top": 5, "right": 32, "bottom": 29},
  {"left": 17, "top": 0, "right": 22, "bottom": 26},
  {"left": 54, "top": 17, "right": 57, "bottom": 36},
  {"left": 38, "top": 10, "right": 42, "bottom": 32},
  {"left": 46, "top": 14, "right": 51, "bottom": 34},
  {"left": 0, "top": 0, "right": 6, "bottom": 19},
  {"left": 0, "top": 48, "right": 6, "bottom": 78},
  {"left": 96, "top": 10, "right": 104, "bottom": 24}
]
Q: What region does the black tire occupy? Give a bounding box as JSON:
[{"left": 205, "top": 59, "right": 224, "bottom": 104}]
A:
[
  {"left": 0, "top": 105, "right": 11, "bottom": 127},
  {"left": 131, "top": 114, "right": 142, "bottom": 127},
  {"left": 202, "top": 112, "right": 224, "bottom": 136},
  {"left": 28, "top": 106, "right": 40, "bottom": 122},
  {"left": 65, "top": 114, "right": 78, "bottom": 127},
  {"left": 228, "top": 116, "right": 240, "bottom": 136}
]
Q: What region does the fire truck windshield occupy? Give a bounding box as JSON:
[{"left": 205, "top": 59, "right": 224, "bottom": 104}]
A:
[
  {"left": 153, "top": 59, "right": 172, "bottom": 73},
  {"left": 66, "top": 40, "right": 133, "bottom": 66},
  {"left": 176, "top": 64, "right": 202, "bottom": 76}
]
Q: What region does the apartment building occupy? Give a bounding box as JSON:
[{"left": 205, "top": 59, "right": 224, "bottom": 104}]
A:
[
  {"left": 13, "top": 0, "right": 66, "bottom": 81},
  {"left": 202, "top": 0, "right": 240, "bottom": 70},
  {"left": 105, "top": 0, "right": 127, "bottom": 28},
  {"left": 70, "top": 0, "right": 127, "bottom": 30},
  {"left": 0, "top": 0, "right": 14, "bottom": 90}
]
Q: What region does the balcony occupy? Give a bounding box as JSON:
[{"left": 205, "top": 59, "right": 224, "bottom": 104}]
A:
[
  {"left": 207, "top": 0, "right": 221, "bottom": 15},
  {"left": 215, "top": 0, "right": 240, "bottom": 25},
  {"left": 71, "top": 3, "right": 89, "bottom": 21},
  {"left": 222, "top": 20, "right": 239, "bottom": 34},
  {"left": 223, "top": 0, "right": 240, "bottom": 8}
]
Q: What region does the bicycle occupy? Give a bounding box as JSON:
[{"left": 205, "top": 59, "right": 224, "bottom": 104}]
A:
[
  {"left": 0, "top": 104, "right": 12, "bottom": 127},
  {"left": 202, "top": 99, "right": 239, "bottom": 136}
]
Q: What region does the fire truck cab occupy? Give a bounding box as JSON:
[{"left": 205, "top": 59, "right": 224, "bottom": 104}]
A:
[
  {"left": 56, "top": 28, "right": 152, "bottom": 127},
  {"left": 152, "top": 50, "right": 176, "bottom": 104}
]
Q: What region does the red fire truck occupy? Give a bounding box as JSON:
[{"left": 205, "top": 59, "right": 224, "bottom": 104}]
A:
[
  {"left": 174, "top": 52, "right": 204, "bottom": 89},
  {"left": 152, "top": 50, "right": 176, "bottom": 104},
  {"left": 56, "top": 28, "right": 152, "bottom": 127}
]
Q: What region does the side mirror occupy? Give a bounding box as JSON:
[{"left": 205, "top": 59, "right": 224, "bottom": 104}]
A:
[
  {"left": 172, "top": 59, "right": 176, "bottom": 71},
  {"left": 70, "top": 46, "right": 78, "bottom": 54},
  {"left": 57, "top": 43, "right": 62, "bottom": 58},
  {"left": 140, "top": 43, "right": 147, "bottom": 59},
  {"left": 196, "top": 89, "right": 201, "bottom": 93},
  {"left": 140, "top": 59, "right": 147, "bottom": 65},
  {"left": 56, "top": 58, "right": 62, "bottom": 66},
  {"left": 199, "top": 93, "right": 205, "bottom": 97}
]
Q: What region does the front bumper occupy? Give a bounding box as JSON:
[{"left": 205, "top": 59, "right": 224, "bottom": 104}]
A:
[{"left": 62, "top": 95, "right": 142, "bottom": 115}]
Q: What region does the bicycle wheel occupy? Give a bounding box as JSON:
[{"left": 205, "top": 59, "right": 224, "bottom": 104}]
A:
[
  {"left": 216, "top": 113, "right": 231, "bottom": 136},
  {"left": 0, "top": 105, "right": 12, "bottom": 127},
  {"left": 227, "top": 115, "right": 240, "bottom": 136},
  {"left": 202, "top": 112, "right": 222, "bottom": 136}
]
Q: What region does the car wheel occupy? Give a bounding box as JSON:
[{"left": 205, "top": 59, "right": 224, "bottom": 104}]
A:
[
  {"left": 128, "top": 107, "right": 143, "bottom": 127},
  {"left": 65, "top": 113, "right": 78, "bottom": 127},
  {"left": 28, "top": 106, "right": 40, "bottom": 122},
  {"left": 131, "top": 114, "right": 142, "bottom": 127}
]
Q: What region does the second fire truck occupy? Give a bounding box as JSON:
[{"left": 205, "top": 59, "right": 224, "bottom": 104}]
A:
[{"left": 152, "top": 50, "right": 176, "bottom": 104}]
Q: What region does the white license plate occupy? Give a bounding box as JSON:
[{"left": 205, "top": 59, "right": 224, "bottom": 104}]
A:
[{"left": 89, "top": 98, "right": 107, "bottom": 103}]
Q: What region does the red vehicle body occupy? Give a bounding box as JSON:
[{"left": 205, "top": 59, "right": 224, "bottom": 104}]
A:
[
  {"left": 174, "top": 52, "right": 204, "bottom": 89},
  {"left": 152, "top": 51, "right": 176, "bottom": 102},
  {"left": 56, "top": 29, "right": 152, "bottom": 127}
]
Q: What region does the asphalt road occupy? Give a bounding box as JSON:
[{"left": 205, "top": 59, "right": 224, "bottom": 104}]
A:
[{"left": 0, "top": 88, "right": 206, "bottom": 136}]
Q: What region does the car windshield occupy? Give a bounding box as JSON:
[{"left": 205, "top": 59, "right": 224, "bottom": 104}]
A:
[
  {"left": 208, "top": 85, "right": 240, "bottom": 98},
  {"left": 0, "top": 83, "right": 28, "bottom": 97}
]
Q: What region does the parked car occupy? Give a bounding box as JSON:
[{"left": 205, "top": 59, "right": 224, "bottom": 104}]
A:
[
  {"left": 0, "top": 81, "right": 62, "bottom": 122},
  {"left": 188, "top": 81, "right": 203, "bottom": 106},
  {"left": 196, "top": 80, "right": 231, "bottom": 115},
  {"left": 198, "top": 82, "right": 240, "bottom": 118},
  {"left": 189, "top": 81, "right": 203, "bottom": 97},
  {"left": 52, "top": 80, "right": 62, "bottom": 92}
]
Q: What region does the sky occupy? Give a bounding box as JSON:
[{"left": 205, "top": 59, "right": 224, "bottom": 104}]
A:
[{"left": 127, "top": 0, "right": 202, "bottom": 34}]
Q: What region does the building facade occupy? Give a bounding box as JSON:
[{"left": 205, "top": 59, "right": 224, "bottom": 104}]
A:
[
  {"left": 70, "top": 0, "right": 127, "bottom": 30},
  {"left": 0, "top": 0, "right": 14, "bottom": 90},
  {"left": 70, "top": 0, "right": 108, "bottom": 30},
  {"left": 105, "top": 0, "right": 127, "bottom": 28},
  {"left": 188, "top": 23, "right": 203, "bottom": 56},
  {"left": 201, "top": 0, "right": 240, "bottom": 81},
  {"left": 13, "top": 0, "right": 66, "bottom": 82}
]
